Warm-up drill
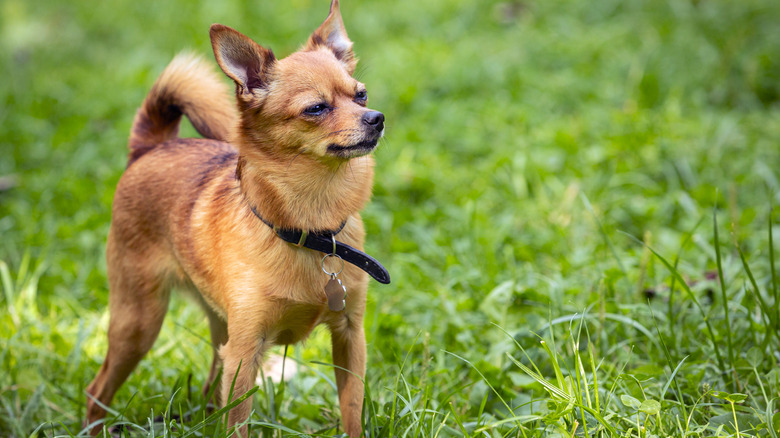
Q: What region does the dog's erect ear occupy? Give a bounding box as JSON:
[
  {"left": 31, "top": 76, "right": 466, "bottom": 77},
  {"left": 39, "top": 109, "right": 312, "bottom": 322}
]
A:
[
  {"left": 210, "top": 24, "right": 276, "bottom": 93},
  {"left": 306, "top": 0, "right": 357, "bottom": 74}
]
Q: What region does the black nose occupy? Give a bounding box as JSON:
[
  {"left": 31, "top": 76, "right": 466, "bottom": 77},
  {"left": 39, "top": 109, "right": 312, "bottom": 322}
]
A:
[{"left": 362, "top": 111, "right": 385, "bottom": 132}]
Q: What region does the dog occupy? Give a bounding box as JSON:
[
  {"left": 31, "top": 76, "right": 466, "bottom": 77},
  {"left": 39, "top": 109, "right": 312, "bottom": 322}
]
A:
[{"left": 85, "top": 1, "right": 388, "bottom": 436}]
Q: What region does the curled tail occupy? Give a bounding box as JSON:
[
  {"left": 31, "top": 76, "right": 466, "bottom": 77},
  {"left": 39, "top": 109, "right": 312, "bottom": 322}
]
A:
[{"left": 128, "top": 52, "right": 237, "bottom": 158}]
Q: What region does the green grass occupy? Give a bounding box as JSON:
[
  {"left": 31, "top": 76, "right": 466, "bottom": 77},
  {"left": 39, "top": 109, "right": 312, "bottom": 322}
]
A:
[{"left": 2, "top": 0, "right": 780, "bottom": 436}]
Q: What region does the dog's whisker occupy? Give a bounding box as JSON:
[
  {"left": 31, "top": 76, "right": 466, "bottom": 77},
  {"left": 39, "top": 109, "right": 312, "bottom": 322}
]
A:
[
  {"left": 325, "top": 128, "right": 361, "bottom": 139},
  {"left": 287, "top": 150, "right": 305, "bottom": 170},
  {"left": 348, "top": 160, "right": 356, "bottom": 182},
  {"left": 329, "top": 162, "right": 343, "bottom": 185}
]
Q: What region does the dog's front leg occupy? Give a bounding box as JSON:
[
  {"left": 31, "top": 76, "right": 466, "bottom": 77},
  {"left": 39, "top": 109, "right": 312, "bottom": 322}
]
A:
[
  {"left": 219, "top": 320, "right": 267, "bottom": 437},
  {"left": 330, "top": 313, "right": 367, "bottom": 437}
]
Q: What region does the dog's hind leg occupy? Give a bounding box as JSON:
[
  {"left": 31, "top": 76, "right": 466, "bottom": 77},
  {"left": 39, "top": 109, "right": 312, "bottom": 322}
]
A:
[
  {"left": 202, "top": 308, "right": 228, "bottom": 407},
  {"left": 85, "top": 247, "right": 171, "bottom": 433}
]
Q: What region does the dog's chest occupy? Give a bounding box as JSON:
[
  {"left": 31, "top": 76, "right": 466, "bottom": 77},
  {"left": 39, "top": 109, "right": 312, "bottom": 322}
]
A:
[
  {"left": 265, "top": 264, "right": 357, "bottom": 345},
  {"left": 272, "top": 296, "right": 327, "bottom": 345}
]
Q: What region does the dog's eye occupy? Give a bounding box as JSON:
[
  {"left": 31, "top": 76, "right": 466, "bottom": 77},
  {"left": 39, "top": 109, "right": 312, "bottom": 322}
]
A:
[
  {"left": 355, "top": 90, "right": 367, "bottom": 102},
  {"left": 303, "top": 103, "right": 329, "bottom": 116}
]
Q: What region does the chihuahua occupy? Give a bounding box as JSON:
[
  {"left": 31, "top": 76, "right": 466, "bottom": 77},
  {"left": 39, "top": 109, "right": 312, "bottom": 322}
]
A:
[{"left": 85, "top": 1, "right": 388, "bottom": 436}]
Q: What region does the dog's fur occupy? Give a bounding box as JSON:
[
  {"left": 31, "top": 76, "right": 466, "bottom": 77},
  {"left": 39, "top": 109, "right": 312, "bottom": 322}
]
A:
[{"left": 85, "top": 1, "right": 382, "bottom": 436}]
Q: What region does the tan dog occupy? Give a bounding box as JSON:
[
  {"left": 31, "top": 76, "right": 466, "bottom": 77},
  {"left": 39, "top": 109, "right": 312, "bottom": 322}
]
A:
[{"left": 85, "top": 1, "right": 387, "bottom": 436}]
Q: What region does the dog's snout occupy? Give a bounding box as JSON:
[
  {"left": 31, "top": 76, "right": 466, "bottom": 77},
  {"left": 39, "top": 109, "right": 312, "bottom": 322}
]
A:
[{"left": 362, "top": 111, "right": 385, "bottom": 132}]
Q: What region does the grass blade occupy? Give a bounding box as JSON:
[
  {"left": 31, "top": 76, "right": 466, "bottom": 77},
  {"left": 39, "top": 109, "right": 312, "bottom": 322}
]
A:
[
  {"left": 770, "top": 207, "right": 780, "bottom": 339},
  {"left": 620, "top": 231, "right": 728, "bottom": 381},
  {"left": 180, "top": 385, "right": 259, "bottom": 438},
  {"left": 713, "top": 208, "right": 736, "bottom": 391}
]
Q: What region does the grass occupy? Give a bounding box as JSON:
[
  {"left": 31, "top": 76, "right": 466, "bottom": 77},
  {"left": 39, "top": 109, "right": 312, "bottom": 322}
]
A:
[{"left": 2, "top": 0, "right": 780, "bottom": 436}]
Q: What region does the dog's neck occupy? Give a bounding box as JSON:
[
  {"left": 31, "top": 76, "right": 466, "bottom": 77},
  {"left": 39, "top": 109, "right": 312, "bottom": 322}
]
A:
[{"left": 236, "top": 147, "right": 375, "bottom": 232}]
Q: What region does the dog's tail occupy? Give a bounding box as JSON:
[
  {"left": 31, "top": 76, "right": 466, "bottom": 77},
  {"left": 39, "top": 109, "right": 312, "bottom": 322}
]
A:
[{"left": 128, "top": 52, "right": 237, "bottom": 153}]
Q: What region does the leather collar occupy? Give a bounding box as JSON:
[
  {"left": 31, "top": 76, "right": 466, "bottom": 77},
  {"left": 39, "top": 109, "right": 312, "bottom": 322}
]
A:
[{"left": 249, "top": 205, "right": 391, "bottom": 284}]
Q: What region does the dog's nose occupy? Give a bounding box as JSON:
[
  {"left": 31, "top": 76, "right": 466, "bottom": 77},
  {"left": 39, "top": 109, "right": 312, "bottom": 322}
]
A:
[{"left": 362, "top": 111, "right": 385, "bottom": 132}]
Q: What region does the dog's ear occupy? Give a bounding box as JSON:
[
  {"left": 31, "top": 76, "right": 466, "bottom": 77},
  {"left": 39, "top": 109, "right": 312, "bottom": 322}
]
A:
[
  {"left": 210, "top": 24, "right": 276, "bottom": 94},
  {"left": 306, "top": 0, "right": 357, "bottom": 74}
]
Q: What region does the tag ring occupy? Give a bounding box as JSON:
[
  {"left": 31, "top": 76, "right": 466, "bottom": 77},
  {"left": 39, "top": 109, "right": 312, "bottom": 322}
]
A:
[{"left": 321, "top": 253, "right": 344, "bottom": 276}]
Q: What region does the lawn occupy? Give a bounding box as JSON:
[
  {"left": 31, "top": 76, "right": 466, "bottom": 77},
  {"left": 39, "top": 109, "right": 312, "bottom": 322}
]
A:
[{"left": 2, "top": 0, "right": 780, "bottom": 436}]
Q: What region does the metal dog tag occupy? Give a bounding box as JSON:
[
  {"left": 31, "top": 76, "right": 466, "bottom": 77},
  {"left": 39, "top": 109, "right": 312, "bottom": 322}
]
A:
[{"left": 324, "top": 275, "right": 346, "bottom": 311}]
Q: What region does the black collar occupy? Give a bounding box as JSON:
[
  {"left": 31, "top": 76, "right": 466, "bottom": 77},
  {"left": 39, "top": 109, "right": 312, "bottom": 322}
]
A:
[{"left": 249, "top": 205, "right": 390, "bottom": 284}]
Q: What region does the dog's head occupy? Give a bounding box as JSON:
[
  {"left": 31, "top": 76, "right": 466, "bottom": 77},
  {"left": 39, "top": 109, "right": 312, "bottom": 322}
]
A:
[{"left": 210, "top": 0, "right": 383, "bottom": 162}]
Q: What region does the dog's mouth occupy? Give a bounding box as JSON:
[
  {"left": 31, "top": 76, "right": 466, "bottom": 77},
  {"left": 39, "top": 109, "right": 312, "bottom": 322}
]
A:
[{"left": 326, "top": 139, "right": 379, "bottom": 158}]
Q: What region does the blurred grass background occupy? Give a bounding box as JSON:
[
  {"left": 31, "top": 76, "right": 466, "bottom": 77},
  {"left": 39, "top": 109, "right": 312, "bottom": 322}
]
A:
[{"left": 2, "top": 0, "right": 780, "bottom": 436}]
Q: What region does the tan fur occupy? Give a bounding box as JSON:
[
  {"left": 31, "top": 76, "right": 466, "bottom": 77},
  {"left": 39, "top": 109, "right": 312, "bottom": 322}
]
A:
[
  {"left": 128, "top": 52, "right": 237, "bottom": 152},
  {"left": 85, "top": 1, "right": 382, "bottom": 436}
]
